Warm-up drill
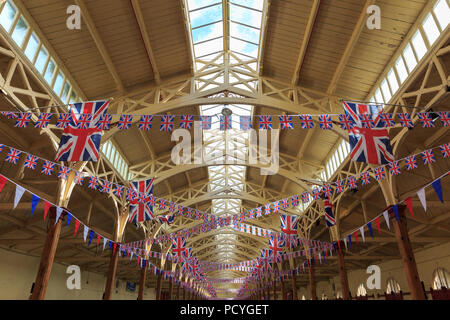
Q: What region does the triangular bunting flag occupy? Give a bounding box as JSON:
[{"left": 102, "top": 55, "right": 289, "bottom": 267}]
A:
[
  {"left": 417, "top": 188, "right": 426, "bottom": 212},
  {"left": 0, "top": 175, "right": 7, "bottom": 193},
  {"left": 31, "top": 194, "right": 40, "bottom": 216},
  {"left": 360, "top": 226, "right": 365, "bottom": 242},
  {"left": 405, "top": 197, "right": 414, "bottom": 216},
  {"left": 14, "top": 185, "right": 25, "bottom": 209},
  {"left": 96, "top": 235, "right": 101, "bottom": 248},
  {"left": 83, "top": 226, "right": 89, "bottom": 242},
  {"left": 44, "top": 201, "right": 52, "bottom": 221},
  {"left": 74, "top": 219, "right": 80, "bottom": 236},
  {"left": 66, "top": 213, "right": 72, "bottom": 229},
  {"left": 55, "top": 207, "right": 63, "bottom": 225},
  {"left": 347, "top": 234, "right": 352, "bottom": 248},
  {"left": 103, "top": 238, "right": 107, "bottom": 251},
  {"left": 382, "top": 210, "right": 390, "bottom": 230},
  {"left": 393, "top": 205, "right": 399, "bottom": 221},
  {"left": 432, "top": 179, "right": 443, "bottom": 203},
  {"left": 353, "top": 231, "right": 358, "bottom": 244},
  {"left": 367, "top": 222, "right": 373, "bottom": 238},
  {"left": 88, "top": 230, "right": 95, "bottom": 245},
  {"left": 374, "top": 216, "right": 381, "bottom": 233}
]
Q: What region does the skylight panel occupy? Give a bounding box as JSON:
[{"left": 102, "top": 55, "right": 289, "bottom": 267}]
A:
[
  {"left": 192, "top": 21, "right": 223, "bottom": 43},
  {"left": 422, "top": 13, "right": 440, "bottom": 46},
  {"left": 433, "top": 0, "right": 450, "bottom": 30},
  {"left": 194, "top": 37, "right": 224, "bottom": 59},
  {"left": 0, "top": 0, "right": 17, "bottom": 32},
  {"left": 189, "top": 2, "right": 222, "bottom": 28},
  {"left": 411, "top": 30, "right": 427, "bottom": 61}
]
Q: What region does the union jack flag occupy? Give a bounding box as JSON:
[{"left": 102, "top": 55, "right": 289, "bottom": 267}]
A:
[
  {"left": 312, "top": 188, "right": 321, "bottom": 200},
  {"left": 318, "top": 114, "right": 333, "bottom": 130},
  {"left": 339, "top": 114, "right": 354, "bottom": 130},
  {"left": 186, "top": 207, "right": 193, "bottom": 218},
  {"left": 440, "top": 143, "right": 450, "bottom": 158},
  {"left": 302, "top": 192, "right": 309, "bottom": 203},
  {"left": 259, "top": 115, "right": 272, "bottom": 130},
  {"left": 272, "top": 201, "right": 280, "bottom": 212},
  {"left": 178, "top": 205, "right": 184, "bottom": 215},
  {"left": 405, "top": 155, "right": 418, "bottom": 170},
  {"left": 41, "top": 160, "right": 55, "bottom": 175},
  {"left": 24, "top": 154, "right": 38, "bottom": 169},
  {"left": 421, "top": 149, "right": 435, "bottom": 164},
  {"left": 321, "top": 185, "right": 331, "bottom": 198},
  {"left": 96, "top": 114, "right": 112, "bottom": 130},
  {"left": 417, "top": 113, "right": 434, "bottom": 128},
  {"left": 220, "top": 115, "right": 232, "bottom": 131},
  {"left": 260, "top": 249, "right": 272, "bottom": 270},
  {"left": 343, "top": 102, "right": 394, "bottom": 165},
  {"left": 255, "top": 207, "right": 262, "bottom": 218},
  {"left": 35, "top": 113, "right": 52, "bottom": 128},
  {"left": 398, "top": 113, "right": 413, "bottom": 128},
  {"left": 169, "top": 202, "right": 176, "bottom": 213},
  {"left": 360, "top": 172, "right": 370, "bottom": 185},
  {"left": 280, "top": 214, "right": 298, "bottom": 236},
  {"left": 388, "top": 161, "right": 401, "bottom": 176},
  {"left": 269, "top": 234, "right": 285, "bottom": 256},
  {"left": 180, "top": 115, "right": 193, "bottom": 129},
  {"left": 159, "top": 199, "right": 167, "bottom": 210},
  {"left": 75, "top": 114, "right": 91, "bottom": 129},
  {"left": 114, "top": 184, "right": 124, "bottom": 197},
  {"left": 200, "top": 116, "right": 212, "bottom": 130},
  {"left": 118, "top": 114, "right": 133, "bottom": 130},
  {"left": 172, "top": 237, "right": 186, "bottom": 259},
  {"left": 279, "top": 115, "right": 293, "bottom": 130},
  {"left": 55, "top": 101, "right": 110, "bottom": 162},
  {"left": 74, "top": 171, "right": 84, "bottom": 185},
  {"left": 160, "top": 115, "right": 175, "bottom": 132},
  {"left": 138, "top": 115, "right": 153, "bottom": 130},
  {"left": 358, "top": 114, "right": 374, "bottom": 128},
  {"left": 281, "top": 198, "right": 289, "bottom": 209},
  {"left": 148, "top": 195, "right": 156, "bottom": 207},
  {"left": 101, "top": 180, "right": 111, "bottom": 193},
  {"left": 126, "top": 187, "right": 136, "bottom": 201},
  {"left": 58, "top": 166, "right": 70, "bottom": 180},
  {"left": 324, "top": 197, "right": 335, "bottom": 227},
  {"left": 373, "top": 167, "right": 385, "bottom": 181},
  {"left": 335, "top": 180, "right": 345, "bottom": 193},
  {"left": 438, "top": 112, "right": 450, "bottom": 127},
  {"left": 292, "top": 194, "right": 299, "bottom": 206},
  {"left": 379, "top": 113, "right": 395, "bottom": 127},
  {"left": 239, "top": 115, "right": 252, "bottom": 131},
  {"left": 158, "top": 214, "right": 175, "bottom": 225},
  {"left": 1, "top": 111, "right": 17, "bottom": 119},
  {"left": 129, "top": 178, "right": 154, "bottom": 224},
  {"left": 348, "top": 176, "right": 357, "bottom": 189},
  {"left": 14, "top": 112, "right": 32, "bottom": 128},
  {"left": 299, "top": 114, "right": 314, "bottom": 129},
  {"left": 56, "top": 113, "right": 73, "bottom": 129},
  {"left": 264, "top": 204, "right": 271, "bottom": 215}
]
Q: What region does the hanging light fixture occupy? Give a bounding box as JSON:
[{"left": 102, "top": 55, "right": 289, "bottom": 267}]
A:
[{"left": 221, "top": 106, "right": 232, "bottom": 116}]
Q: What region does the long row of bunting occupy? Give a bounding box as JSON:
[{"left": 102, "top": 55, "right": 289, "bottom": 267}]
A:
[{"left": 0, "top": 141, "right": 448, "bottom": 244}]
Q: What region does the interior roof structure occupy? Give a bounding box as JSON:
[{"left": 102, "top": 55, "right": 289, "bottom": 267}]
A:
[{"left": 0, "top": 0, "right": 448, "bottom": 299}]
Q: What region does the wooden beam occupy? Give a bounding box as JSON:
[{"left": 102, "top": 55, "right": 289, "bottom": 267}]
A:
[
  {"left": 130, "top": 0, "right": 161, "bottom": 84},
  {"left": 326, "top": 0, "right": 374, "bottom": 95},
  {"left": 75, "top": 0, "right": 124, "bottom": 93},
  {"left": 291, "top": 0, "right": 321, "bottom": 85}
]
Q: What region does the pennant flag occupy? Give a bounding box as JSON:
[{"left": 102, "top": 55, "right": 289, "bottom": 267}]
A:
[
  {"left": 417, "top": 188, "right": 426, "bottom": 211},
  {"left": 0, "top": 175, "right": 7, "bottom": 193},
  {"left": 353, "top": 231, "right": 358, "bottom": 244},
  {"left": 88, "top": 230, "right": 95, "bottom": 245},
  {"left": 367, "top": 221, "right": 373, "bottom": 238},
  {"left": 55, "top": 207, "right": 63, "bottom": 225},
  {"left": 347, "top": 234, "right": 352, "bottom": 248},
  {"left": 14, "top": 185, "right": 25, "bottom": 209},
  {"left": 405, "top": 197, "right": 413, "bottom": 216},
  {"left": 393, "top": 204, "right": 399, "bottom": 221},
  {"left": 74, "top": 219, "right": 80, "bottom": 236},
  {"left": 383, "top": 210, "right": 390, "bottom": 230},
  {"left": 113, "top": 243, "right": 117, "bottom": 255},
  {"left": 360, "top": 226, "right": 365, "bottom": 242},
  {"left": 103, "top": 238, "right": 107, "bottom": 251},
  {"left": 83, "top": 226, "right": 89, "bottom": 242},
  {"left": 66, "top": 213, "right": 72, "bottom": 229},
  {"left": 432, "top": 179, "right": 443, "bottom": 203},
  {"left": 374, "top": 216, "right": 381, "bottom": 233},
  {"left": 31, "top": 194, "right": 40, "bottom": 216}
]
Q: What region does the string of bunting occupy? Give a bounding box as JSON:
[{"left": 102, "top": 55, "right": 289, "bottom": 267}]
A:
[
  {"left": 1, "top": 141, "right": 448, "bottom": 246},
  {"left": 2, "top": 100, "right": 449, "bottom": 132}
]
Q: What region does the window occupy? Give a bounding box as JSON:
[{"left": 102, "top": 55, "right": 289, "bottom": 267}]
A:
[
  {"left": 433, "top": 0, "right": 450, "bottom": 30},
  {"left": 24, "top": 32, "right": 39, "bottom": 61},
  {"left": 386, "top": 278, "right": 401, "bottom": 294},
  {"left": 403, "top": 44, "right": 417, "bottom": 73},
  {"left": 60, "top": 81, "right": 71, "bottom": 103},
  {"left": 374, "top": 88, "right": 384, "bottom": 104},
  {"left": 43, "top": 58, "right": 56, "bottom": 84},
  {"left": 35, "top": 46, "right": 49, "bottom": 73},
  {"left": 11, "top": 15, "right": 28, "bottom": 47},
  {"left": 395, "top": 56, "right": 408, "bottom": 84},
  {"left": 53, "top": 72, "right": 64, "bottom": 95},
  {"left": 422, "top": 13, "right": 440, "bottom": 46},
  {"left": 411, "top": 30, "right": 427, "bottom": 61},
  {"left": 380, "top": 79, "right": 392, "bottom": 103},
  {"left": 387, "top": 69, "right": 399, "bottom": 94},
  {"left": 101, "top": 140, "right": 129, "bottom": 180},
  {"left": 0, "top": 0, "right": 17, "bottom": 32},
  {"left": 357, "top": 284, "right": 367, "bottom": 297},
  {"left": 432, "top": 268, "right": 449, "bottom": 290}
]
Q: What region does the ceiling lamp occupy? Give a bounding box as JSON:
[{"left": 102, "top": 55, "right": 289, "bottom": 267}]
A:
[{"left": 221, "top": 107, "right": 232, "bottom": 116}]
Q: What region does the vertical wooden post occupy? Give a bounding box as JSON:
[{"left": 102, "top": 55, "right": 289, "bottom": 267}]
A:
[
  {"left": 30, "top": 207, "right": 63, "bottom": 300},
  {"left": 176, "top": 283, "right": 180, "bottom": 300},
  {"left": 390, "top": 205, "right": 426, "bottom": 300},
  {"left": 103, "top": 245, "right": 119, "bottom": 300},
  {"left": 281, "top": 279, "right": 286, "bottom": 300},
  {"left": 168, "top": 279, "right": 173, "bottom": 300},
  {"left": 155, "top": 273, "right": 162, "bottom": 300},
  {"left": 309, "top": 264, "right": 317, "bottom": 300},
  {"left": 183, "top": 287, "right": 186, "bottom": 300},
  {"left": 273, "top": 279, "right": 277, "bottom": 300},
  {"left": 337, "top": 240, "right": 351, "bottom": 300},
  {"left": 291, "top": 272, "right": 298, "bottom": 300},
  {"left": 138, "top": 263, "right": 147, "bottom": 300}
]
